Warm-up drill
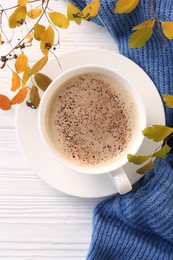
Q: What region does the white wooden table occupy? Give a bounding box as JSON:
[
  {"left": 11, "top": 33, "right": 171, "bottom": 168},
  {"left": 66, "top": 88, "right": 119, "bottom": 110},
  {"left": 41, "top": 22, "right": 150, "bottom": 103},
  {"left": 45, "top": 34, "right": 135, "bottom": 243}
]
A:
[{"left": 0, "top": 1, "right": 118, "bottom": 259}]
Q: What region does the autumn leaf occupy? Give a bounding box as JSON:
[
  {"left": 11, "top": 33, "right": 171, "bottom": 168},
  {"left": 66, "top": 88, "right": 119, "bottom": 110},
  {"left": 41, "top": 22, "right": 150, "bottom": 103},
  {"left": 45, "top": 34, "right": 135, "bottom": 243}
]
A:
[
  {"left": 48, "top": 12, "right": 69, "bottom": 28},
  {"left": 25, "top": 33, "right": 34, "bottom": 39},
  {"left": 0, "top": 95, "right": 11, "bottom": 110},
  {"left": 29, "top": 85, "right": 40, "bottom": 108},
  {"left": 67, "top": 2, "right": 82, "bottom": 25},
  {"left": 82, "top": 0, "right": 100, "bottom": 20},
  {"left": 127, "top": 154, "right": 151, "bottom": 165},
  {"left": 11, "top": 86, "right": 28, "bottom": 105},
  {"left": 40, "top": 25, "right": 54, "bottom": 55},
  {"left": 153, "top": 144, "right": 171, "bottom": 159},
  {"left": 15, "top": 53, "right": 28, "bottom": 73},
  {"left": 34, "top": 73, "right": 52, "bottom": 91},
  {"left": 161, "top": 21, "right": 173, "bottom": 40},
  {"left": 142, "top": 125, "right": 173, "bottom": 142},
  {"left": 162, "top": 94, "right": 173, "bottom": 108},
  {"left": 129, "top": 28, "right": 153, "bottom": 48},
  {"left": 8, "top": 6, "right": 27, "bottom": 28},
  {"left": 34, "top": 24, "right": 45, "bottom": 41},
  {"left": 30, "top": 55, "right": 48, "bottom": 75},
  {"left": 136, "top": 160, "right": 153, "bottom": 174},
  {"left": 115, "top": 0, "right": 139, "bottom": 14},
  {"left": 22, "top": 66, "right": 31, "bottom": 86},
  {"left": 18, "top": 0, "right": 29, "bottom": 6},
  {"left": 11, "top": 72, "right": 21, "bottom": 91},
  {"left": 27, "top": 8, "right": 42, "bottom": 19},
  {"left": 133, "top": 19, "right": 155, "bottom": 30}
]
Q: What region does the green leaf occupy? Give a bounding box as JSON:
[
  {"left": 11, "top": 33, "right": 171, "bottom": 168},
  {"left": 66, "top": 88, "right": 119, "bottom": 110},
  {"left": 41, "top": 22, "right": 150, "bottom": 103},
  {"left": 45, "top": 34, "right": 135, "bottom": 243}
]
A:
[
  {"left": 142, "top": 125, "right": 173, "bottom": 142},
  {"left": 114, "top": 0, "right": 139, "bottom": 14},
  {"left": 29, "top": 85, "right": 40, "bottom": 109},
  {"left": 136, "top": 160, "right": 153, "bottom": 174},
  {"left": 127, "top": 154, "right": 151, "bottom": 165},
  {"left": 153, "top": 144, "right": 171, "bottom": 158},
  {"left": 34, "top": 73, "right": 52, "bottom": 91},
  {"left": 129, "top": 28, "right": 153, "bottom": 48},
  {"left": 162, "top": 94, "right": 173, "bottom": 108}
]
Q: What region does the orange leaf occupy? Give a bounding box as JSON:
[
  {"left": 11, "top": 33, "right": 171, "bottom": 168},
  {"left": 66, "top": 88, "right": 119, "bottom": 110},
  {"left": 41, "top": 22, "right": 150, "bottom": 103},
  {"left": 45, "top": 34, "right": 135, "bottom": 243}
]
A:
[
  {"left": 25, "top": 33, "right": 34, "bottom": 39},
  {"left": 27, "top": 8, "right": 42, "bottom": 19},
  {"left": 11, "top": 87, "right": 28, "bottom": 105},
  {"left": 0, "top": 95, "right": 11, "bottom": 110},
  {"left": 40, "top": 25, "right": 54, "bottom": 55},
  {"left": 30, "top": 55, "right": 48, "bottom": 75},
  {"left": 15, "top": 53, "right": 28, "bottom": 73},
  {"left": 8, "top": 6, "right": 27, "bottom": 28},
  {"left": 34, "top": 24, "right": 45, "bottom": 41},
  {"left": 11, "top": 72, "right": 21, "bottom": 91},
  {"left": 162, "top": 21, "right": 173, "bottom": 40},
  {"left": 18, "top": 0, "right": 29, "bottom": 6}
]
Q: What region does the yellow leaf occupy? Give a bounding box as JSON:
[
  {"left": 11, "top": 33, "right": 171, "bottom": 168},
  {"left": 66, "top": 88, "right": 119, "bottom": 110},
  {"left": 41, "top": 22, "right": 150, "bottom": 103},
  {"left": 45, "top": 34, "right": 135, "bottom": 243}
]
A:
[
  {"left": 82, "top": 0, "right": 100, "bottom": 20},
  {"left": 29, "top": 85, "right": 40, "bottom": 108},
  {"left": 27, "top": 8, "right": 42, "bottom": 19},
  {"left": 142, "top": 125, "right": 173, "bottom": 142},
  {"left": 67, "top": 2, "right": 82, "bottom": 25},
  {"left": 162, "top": 94, "right": 173, "bottom": 108},
  {"left": 0, "top": 95, "right": 11, "bottom": 110},
  {"left": 114, "top": 0, "right": 139, "bottom": 14},
  {"left": 129, "top": 28, "right": 153, "bottom": 48},
  {"left": 34, "top": 24, "right": 45, "bottom": 41},
  {"left": 15, "top": 53, "right": 28, "bottom": 73},
  {"left": 11, "top": 72, "right": 21, "bottom": 91},
  {"left": 162, "top": 21, "right": 173, "bottom": 40},
  {"left": 30, "top": 55, "right": 48, "bottom": 75},
  {"left": 18, "top": 0, "right": 29, "bottom": 6},
  {"left": 25, "top": 33, "right": 34, "bottom": 39},
  {"left": 11, "top": 87, "right": 28, "bottom": 105},
  {"left": 22, "top": 66, "right": 31, "bottom": 86},
  {"left": 0, "top": 33, "right": 2, "bottom": 44},
  {"left": 8, "top": 6, "right": 27, "bottom": 28},
  {"left": 48, "top": 12, "right": 69, "bottom": 28},
  {"left": 133, "top": 19, "right": 155, "bottom": 30},
  {"left": 40, "top": 25, "right": 54, "bottom": 55}
]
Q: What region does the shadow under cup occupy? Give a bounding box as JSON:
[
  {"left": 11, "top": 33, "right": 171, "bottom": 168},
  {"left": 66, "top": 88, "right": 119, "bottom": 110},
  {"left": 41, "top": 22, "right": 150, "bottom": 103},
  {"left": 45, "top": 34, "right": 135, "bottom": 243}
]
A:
[{"left": 38, "top": 65, "right": 146, "bottom": 194}]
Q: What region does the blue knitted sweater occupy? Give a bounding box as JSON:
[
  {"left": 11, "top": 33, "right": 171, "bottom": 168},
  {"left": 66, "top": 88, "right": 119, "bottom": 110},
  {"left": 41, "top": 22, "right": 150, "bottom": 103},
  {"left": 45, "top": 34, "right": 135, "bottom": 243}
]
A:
[{"left": 70, "top": 1, "right": 173, "bottom": 259}]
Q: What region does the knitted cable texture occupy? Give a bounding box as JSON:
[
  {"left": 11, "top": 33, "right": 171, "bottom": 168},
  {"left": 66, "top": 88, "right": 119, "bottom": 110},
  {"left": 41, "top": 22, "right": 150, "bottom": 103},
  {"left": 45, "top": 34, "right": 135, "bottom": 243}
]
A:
[{"left": 70, "top": 1, "right": 173, "bottom": 259}]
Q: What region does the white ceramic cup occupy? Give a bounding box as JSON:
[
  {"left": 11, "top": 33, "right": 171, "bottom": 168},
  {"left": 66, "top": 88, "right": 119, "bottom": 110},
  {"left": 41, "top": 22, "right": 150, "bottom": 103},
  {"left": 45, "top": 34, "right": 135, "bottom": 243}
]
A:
[{"left": 38, "top": 65, "right": 146, "bottom": 195}]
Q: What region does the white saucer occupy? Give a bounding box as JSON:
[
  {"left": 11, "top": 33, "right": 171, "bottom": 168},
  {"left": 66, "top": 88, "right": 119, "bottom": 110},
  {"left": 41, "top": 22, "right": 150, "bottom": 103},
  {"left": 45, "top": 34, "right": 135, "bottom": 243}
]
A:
[{"left": 16, "top": 49, "right": 165, "bottom": 198}]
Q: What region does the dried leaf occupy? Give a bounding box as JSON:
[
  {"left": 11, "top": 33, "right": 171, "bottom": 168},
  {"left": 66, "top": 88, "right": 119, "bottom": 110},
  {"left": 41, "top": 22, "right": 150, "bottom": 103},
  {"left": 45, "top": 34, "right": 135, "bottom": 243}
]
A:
[
  {"left": 29, "top": 85, "right": 40, "bottom": 108},
  {"left": 133, "top": 19, "right": 155, "bottom": 30},
  {"left": 153, "top": 144, "right": 171, "bottom": 159},
  {"left": 0, "top": 95, "right": 11, "bottom": 110},
  {"left": 27, "top": 8, "right": 42, "bottom": 19},
  {"left": 67, "top": 2, "right": 82, "bottom": 25},
  {"left": 22, "top": 66, "right": 31, "bottom": 86},
  {"left": 0, "top": 33, "right": 2, "bottom": 44},
  {"left": 15, "top": 53, "right": 28, "bottom": 73},
  {"left": 129, "top": 28, "right": 153, "bottom": 48},
  {"left": 40, "top": 25, "right": 54, "bottom": 55},
  {"left": 34, "top": 24, "right": 45, "bottom": 41},
  {"left": 127, "top": 154, "right": 151, "bottom": 165},
  {"left": 30, "top": 55, "right": 48, "bottom": 75},
  {"left": 142, "top": 125, "right": 173, "bottom": 142},
  {"left": 162, "top": 94, "right": 173, "bottom": 108},
  {"left": 25, "top": 33, "right": 34, "bottom": 39},
  {"left": 82, "top": 0, "right": 100, "bottom": 20},
  {"left": 48, "top": 12, "right": 69, "bottom": 28},
  {"left": 11, "top": 72, "right": 21, "bottom": 91},
  {"left": 136, "top": 160, "right": 153, "bottom": 174},
  {"left": 9, "top": 6, "right": 27, "bottom": 28},
  {"left": 18, "top": 0, "right": 29, "bottom": 6},
  {"left": 114, "top": 0, "right": 139, "bottom": 14},
  {"left": 162, "top": 21, "right": 173, "bottom": 40},
  {"left": 34, "top": 73, "right": 52, "bottom": 91},
  {"left": 11, "top": 86, "right": 28, "bottom": 105}
]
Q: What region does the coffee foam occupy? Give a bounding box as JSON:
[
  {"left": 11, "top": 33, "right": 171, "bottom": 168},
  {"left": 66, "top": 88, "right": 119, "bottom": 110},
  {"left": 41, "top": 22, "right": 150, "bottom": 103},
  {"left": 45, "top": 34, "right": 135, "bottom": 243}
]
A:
[{"left": 46, "top": 72, "right": 139, "bottom": 168}]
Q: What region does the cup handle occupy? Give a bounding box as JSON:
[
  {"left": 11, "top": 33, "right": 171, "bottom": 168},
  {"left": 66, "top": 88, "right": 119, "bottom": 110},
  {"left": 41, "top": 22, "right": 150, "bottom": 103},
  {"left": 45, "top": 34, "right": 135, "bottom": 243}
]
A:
[{"left": 109, "top": 168, "right": 132, "bottom": 195}]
